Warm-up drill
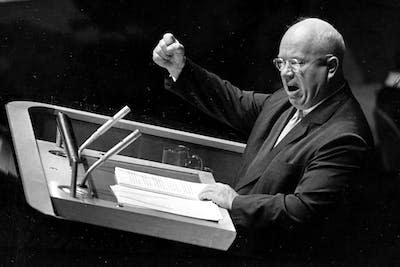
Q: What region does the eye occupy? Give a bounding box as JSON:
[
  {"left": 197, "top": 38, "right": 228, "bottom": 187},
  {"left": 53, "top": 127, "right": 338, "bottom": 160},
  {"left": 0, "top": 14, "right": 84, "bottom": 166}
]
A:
[
  {"left": 273, "top": 58, "right": 285, "bottom": 70},
  {"left": 288, "top": 58, "right": 301, "bottom": 65}
]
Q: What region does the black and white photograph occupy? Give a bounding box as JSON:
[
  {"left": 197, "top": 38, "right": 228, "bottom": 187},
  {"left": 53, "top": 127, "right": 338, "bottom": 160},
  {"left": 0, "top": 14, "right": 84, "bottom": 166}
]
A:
[{"left": 0, "top": 0, "right": 399, "bottom": 266}]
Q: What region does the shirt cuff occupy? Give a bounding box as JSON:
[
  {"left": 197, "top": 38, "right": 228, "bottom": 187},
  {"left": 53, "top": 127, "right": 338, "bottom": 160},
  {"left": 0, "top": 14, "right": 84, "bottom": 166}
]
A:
[{"left": 169, "top": 74, "right": 177, "bottom": 82}]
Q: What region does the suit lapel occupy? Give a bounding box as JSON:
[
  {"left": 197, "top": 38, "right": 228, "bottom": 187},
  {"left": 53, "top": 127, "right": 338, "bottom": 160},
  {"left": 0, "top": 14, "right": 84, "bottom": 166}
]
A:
[
  {"left": 234, "top": 106, "right": 294, "bottom": 190},
  {"left": 235, "top": 85, "right": 351, "bottom": 191},
  {"left": 271, "top": 117, "right": 310, "bottom": 152},
  {"left": 260, "top": 106, "right": 295, "bottom": 154}
]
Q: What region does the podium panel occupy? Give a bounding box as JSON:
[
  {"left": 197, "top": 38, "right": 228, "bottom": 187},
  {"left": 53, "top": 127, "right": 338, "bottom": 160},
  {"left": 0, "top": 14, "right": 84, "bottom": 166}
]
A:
[{"left": 6, "top": 101, "right": 245, "bottom": 250}]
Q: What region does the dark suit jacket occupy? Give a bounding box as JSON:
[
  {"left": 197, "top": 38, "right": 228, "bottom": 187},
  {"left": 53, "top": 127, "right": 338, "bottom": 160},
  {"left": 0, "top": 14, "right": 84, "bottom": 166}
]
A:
[{"left": 166, "top": 59, "right": 373, "bottom": 235}]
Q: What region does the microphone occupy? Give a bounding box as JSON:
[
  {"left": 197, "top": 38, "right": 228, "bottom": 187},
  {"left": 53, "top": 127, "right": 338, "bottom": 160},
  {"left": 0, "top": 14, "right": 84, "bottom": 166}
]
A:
[
  {"left": 79, "top": 129, "right": 141, "bottom": 187},
  {"left": 78, "top": 106, "right": 131, "bottom": 157}
]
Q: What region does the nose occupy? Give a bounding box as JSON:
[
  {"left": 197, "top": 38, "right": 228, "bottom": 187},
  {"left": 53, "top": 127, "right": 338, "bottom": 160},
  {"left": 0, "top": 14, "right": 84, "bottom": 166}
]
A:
[{"left": 280, "top": 63, "right": 294, "bottom": 80}]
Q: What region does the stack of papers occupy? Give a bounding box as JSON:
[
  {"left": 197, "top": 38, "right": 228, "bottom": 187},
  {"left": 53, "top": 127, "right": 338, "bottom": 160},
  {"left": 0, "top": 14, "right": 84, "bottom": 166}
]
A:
[{"left": 110, "top": 167, "right": 222, "bottom": 221}]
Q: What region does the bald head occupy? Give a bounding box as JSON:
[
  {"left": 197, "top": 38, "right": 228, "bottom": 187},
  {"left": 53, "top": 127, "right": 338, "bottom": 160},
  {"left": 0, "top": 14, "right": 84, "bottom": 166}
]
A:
[
  {"left": 277, "top": 18, "right": 346, "bottom": 110},
  {"left": 280, "top": 18, "right": 346, "bottom": 64}
]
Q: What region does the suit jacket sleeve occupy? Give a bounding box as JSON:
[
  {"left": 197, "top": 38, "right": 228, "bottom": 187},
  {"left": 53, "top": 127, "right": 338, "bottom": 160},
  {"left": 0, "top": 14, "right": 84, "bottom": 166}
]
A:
[
  {"left": 165, "top": 59, "right": 270, "bottom": 133},
  {"left": 230, "top": 133, "right": 369, "bottom": 230}
]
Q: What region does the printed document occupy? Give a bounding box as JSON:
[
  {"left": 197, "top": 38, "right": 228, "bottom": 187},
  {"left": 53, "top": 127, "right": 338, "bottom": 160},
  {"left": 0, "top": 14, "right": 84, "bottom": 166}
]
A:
[{"left": 110, "top": 167, "right": 222, "bottom": 221}]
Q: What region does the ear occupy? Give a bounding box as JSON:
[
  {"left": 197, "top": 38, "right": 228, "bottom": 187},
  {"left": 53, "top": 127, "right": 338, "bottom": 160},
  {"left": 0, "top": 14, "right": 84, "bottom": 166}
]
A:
[{"left": 326, "top": 55, "right": 339, "bottom": 80}]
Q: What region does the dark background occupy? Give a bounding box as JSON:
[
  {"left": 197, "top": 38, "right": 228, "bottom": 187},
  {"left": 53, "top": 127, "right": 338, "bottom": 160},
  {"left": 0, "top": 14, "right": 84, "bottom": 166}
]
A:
[{"left": 1, "top": 0, "right": 400, "bottom": 266}]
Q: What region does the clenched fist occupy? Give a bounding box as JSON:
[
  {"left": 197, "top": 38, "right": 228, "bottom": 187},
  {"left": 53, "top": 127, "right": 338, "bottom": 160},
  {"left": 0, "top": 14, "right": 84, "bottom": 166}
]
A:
[{"left": 152, "top": 33, "right": 186, "bottom": 80}]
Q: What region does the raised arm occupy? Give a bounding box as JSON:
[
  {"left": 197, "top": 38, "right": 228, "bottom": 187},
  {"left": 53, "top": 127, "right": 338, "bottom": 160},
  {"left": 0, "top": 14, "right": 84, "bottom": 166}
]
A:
[{"left": 152, "top": 33, "right": 269, "bottom": 133}]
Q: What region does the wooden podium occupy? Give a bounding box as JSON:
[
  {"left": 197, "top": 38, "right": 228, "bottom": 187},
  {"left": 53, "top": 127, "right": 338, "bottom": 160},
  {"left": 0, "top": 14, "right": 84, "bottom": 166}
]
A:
[{"left": 6, "top": 101, "right": 246, "bottom": 250}]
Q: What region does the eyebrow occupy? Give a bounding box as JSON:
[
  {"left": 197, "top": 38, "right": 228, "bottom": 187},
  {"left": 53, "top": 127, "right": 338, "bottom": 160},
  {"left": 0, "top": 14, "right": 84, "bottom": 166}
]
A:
[{"left": 277, "top": 56, "right": 305, "bottom": 61}]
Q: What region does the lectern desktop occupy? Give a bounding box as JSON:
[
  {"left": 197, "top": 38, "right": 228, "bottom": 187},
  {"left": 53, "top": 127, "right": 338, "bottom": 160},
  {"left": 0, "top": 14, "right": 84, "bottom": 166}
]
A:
[{"left": 6, "top": 101, "right": 246, "bottom": 250}]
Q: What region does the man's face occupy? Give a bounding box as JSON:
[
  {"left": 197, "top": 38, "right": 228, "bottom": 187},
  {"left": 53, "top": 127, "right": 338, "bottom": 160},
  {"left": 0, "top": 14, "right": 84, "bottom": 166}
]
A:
[{"left": 277, "top": 30, "right": 329, "bottom": 110}]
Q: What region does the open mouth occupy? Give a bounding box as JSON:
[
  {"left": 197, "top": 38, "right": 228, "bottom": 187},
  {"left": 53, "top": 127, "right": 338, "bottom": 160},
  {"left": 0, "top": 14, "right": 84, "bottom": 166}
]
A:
[{"left": 287, "top": 85, "right": 298, "bottom": 92}]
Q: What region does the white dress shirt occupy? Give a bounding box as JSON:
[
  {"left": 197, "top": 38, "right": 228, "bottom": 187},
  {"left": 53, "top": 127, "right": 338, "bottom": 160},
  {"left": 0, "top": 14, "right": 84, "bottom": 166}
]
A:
[{"left": 274, "top": 104, "right": 320, "bottom": 147}]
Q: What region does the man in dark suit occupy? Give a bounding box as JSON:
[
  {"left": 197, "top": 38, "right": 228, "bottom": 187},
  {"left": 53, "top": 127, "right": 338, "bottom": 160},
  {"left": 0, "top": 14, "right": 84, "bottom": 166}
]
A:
[{"left": 152, "top": 18, "right": 373, "bottom": 253}]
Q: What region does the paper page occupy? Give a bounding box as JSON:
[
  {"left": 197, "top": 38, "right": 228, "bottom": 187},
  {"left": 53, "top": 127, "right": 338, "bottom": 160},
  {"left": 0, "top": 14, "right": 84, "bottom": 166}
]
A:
[
  {"left": 110, "top": 184, "right": 222, "bottom": 222},
  {"left": 114, "top": 167, "right": 207, "bottom": 200}
]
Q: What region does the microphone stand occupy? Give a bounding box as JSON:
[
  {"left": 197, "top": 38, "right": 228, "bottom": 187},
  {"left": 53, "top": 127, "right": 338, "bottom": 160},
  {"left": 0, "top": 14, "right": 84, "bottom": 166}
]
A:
[
  {"left": 55, "top": 111, "right": 81, "bottom": 198},
  {"left": 78, "top": 129, "right": 141, "bottom": 188},
  {"left": 56, "top": 106, "right": 141, "bottom": 198}
]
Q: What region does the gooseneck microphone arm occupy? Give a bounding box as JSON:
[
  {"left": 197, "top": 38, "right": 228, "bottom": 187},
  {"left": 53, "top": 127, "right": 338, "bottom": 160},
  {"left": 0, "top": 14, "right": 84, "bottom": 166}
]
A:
[
  {"left": 78, "top": 106, "right": 130, "bottom": 157},
  {"left": 79, "top": 129, "right": 141, "bottom": 187}
]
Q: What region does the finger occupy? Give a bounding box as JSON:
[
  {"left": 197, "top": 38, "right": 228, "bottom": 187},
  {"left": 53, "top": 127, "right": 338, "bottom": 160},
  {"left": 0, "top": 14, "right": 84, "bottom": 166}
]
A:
[
  {"left": 201, "top": 184, "right": 218, "bottom": 193},
  {"left": 153, "top": 44, "right": 170, "bottom": 61},
  {"left": 163, "top": 33, "right": 176, "bottom": 46},
  {"left": 204, "top": 184, "right": 216, "bottom": 190},
  {"left": 160, "top": 39, "right": 183, "bottom": 57},
  {"left": 198, "top": 191, "right": 208, "bottom": 200},
  {"left": 199, "top": 192, "right": 213, "bottom": 200},
  {"left": 157, "top": 40, "right": 173, "bottom": 59},
  {"left": 166, "top": 42, "right": 184, "bottom": 56},
  {"left": 198, "top": 189, "right": 214, "bottom": 199},
  {"left": 158, "top": 39, "right": 169, "bottom": 56}
]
